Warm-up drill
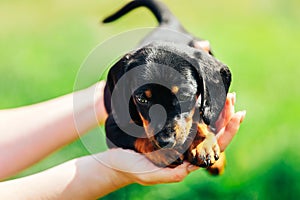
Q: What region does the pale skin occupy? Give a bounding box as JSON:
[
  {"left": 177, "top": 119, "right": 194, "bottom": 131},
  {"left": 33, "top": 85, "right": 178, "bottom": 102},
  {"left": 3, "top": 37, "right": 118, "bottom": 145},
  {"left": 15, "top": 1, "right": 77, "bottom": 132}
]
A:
[
  {"left": 0, "top": 79, "right": 245, "bottom": 199},
  {"left": 0, "top": 36, "right": 245, "bottom": 200},
  {"left": 0, "top": 40, "right": 245, "bottom": 199}
]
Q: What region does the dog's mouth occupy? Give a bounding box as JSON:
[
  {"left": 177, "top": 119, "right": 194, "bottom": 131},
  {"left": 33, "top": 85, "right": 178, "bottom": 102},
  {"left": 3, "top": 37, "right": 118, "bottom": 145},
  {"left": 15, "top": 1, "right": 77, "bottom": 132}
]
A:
[
  {"left": 152, "top": 134, "right": 177, "bottom": 149},
  {"left": 142, "top": 112, "right": 196, "bottom": 150},
  {"left": 145, "top": 128, "right": 188, "bottom": 150},
  {"left": 153, "top": 140, "right": 175, "bottom": 149}
]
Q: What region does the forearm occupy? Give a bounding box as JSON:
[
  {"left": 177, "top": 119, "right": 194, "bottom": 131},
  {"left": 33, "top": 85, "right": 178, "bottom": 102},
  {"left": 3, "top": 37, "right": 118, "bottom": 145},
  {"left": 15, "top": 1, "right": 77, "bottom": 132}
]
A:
[
  {"left": 0, "top": 82, "right": 107, "bottom": 180},
  {"left": 0, "top": 148, "right": 199, "bottom": 199},
  {"left": 0, "top": 154, "right": 130, "bottom": 199}
]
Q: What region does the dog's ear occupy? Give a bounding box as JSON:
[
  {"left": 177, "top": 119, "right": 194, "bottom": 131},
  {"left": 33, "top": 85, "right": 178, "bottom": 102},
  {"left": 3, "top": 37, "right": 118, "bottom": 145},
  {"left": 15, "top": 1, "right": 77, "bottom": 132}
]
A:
[
  {"left": 193, "top": 53, "right": 231, "bottom": 128},
  {"left": 172, "top": 44, "right": 231, "bottom": 129},
  {"left": 105, "top": 51, "right": 144, "bottom": 128},
  {"left": 144, "top": 42, "right": 231, "bottom": 129},
  {"left": 105, "top": 53, "right": 134, "bottom": 127}
]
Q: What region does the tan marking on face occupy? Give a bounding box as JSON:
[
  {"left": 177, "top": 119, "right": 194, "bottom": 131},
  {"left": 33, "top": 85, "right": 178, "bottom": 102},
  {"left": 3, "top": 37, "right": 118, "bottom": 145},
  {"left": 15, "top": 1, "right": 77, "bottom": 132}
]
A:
[
  {"left": 174, "top": 109, "right": 195, "bottom": 144},
  {"left": 134, "top": 138, "right": 154, "bottom": 153},
  {"left": 138, "top": 113, "right": 158, "bottom": 146},
  {"left": 171, "top": 86, "right": 179, "bottom": 94},
  {"left": 145, "top": 90, "right": 152, "bottom": 98},
  {"left": 185, "top": 108, "right": 195, "bottom": 122},
  {"left": 138, "top": 113, "right": 149, "bottom": 128}
]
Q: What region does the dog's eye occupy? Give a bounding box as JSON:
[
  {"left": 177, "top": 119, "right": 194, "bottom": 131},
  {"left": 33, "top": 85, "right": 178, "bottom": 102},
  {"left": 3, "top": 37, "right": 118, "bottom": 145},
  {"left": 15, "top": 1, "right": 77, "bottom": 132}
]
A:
[{"left": 135, "top": 95, "right": 149, "bottom": 105}]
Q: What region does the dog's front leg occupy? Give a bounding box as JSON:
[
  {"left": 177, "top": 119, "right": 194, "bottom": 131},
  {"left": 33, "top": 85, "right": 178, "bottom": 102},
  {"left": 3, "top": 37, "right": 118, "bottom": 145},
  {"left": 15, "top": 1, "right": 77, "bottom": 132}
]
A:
[{"left": 187, "top": 123, "right": 225, "bottom": 174}]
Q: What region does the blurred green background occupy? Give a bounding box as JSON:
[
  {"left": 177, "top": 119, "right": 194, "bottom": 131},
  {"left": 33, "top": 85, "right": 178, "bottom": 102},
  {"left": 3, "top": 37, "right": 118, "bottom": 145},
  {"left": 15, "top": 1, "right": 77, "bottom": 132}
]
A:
[{"left": 1, "top": 0, "right": 300, "bottom": 199}]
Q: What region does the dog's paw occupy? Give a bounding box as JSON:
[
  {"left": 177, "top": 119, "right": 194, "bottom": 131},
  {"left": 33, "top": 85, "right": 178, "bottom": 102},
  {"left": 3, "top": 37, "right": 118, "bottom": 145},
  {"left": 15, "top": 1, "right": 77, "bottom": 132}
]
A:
[
  {"left": 206, "top": 152, "right": 226, "bottom": 175},
  {"left": 145, "top": 148, "right": 184, "bottom": 168},
  {"left": 190, "top": 132, "right": 220, "bottom": 167}
]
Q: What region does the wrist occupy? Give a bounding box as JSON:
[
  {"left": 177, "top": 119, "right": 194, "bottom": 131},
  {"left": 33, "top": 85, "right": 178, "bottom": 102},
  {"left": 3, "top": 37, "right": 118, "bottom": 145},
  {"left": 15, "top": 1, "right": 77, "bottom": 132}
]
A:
[
  {"left": 88, "top": 81, "right": 108, "bottom": 125},
  {"left": 93, "top": 152, "right": 134, "bottom": 191},
  {"left": 105, "top": 165, "right": 134, "bottom": 188},
  {"left": 72, "top": 81, "right": 107, "bottom": 136},
  {"left": 63, "top": 154, "right": 133, "bottom": 199}
]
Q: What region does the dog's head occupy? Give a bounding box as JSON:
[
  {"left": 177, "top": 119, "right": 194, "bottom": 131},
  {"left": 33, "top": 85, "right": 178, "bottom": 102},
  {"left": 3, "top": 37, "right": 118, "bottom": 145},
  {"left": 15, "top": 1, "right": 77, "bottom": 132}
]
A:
[{"left": 106, "top": 42, "right": 231, "bottom": 149}]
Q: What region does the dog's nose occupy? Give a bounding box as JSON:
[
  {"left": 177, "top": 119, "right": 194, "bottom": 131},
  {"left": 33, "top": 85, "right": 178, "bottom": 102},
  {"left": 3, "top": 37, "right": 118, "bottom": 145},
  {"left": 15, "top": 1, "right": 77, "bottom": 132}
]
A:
[
  {"left": 157, "top": 138, "right": 170, "bottom": 148},
  {"left": 166, "top": 126, "right": 175, "bottom": 133},
  {"left": 156, "top": 131, "right": 175, "bottom": 148},
  {"left": 156, "top": 136, "right": 175, "bottom": 148}
]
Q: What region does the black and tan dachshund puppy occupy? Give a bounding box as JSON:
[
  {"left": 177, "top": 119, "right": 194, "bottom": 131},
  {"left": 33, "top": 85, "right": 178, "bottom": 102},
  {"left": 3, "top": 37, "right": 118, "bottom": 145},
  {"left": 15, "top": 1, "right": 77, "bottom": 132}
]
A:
[{"left": 103, "top": 0, "right": 231, "bottom": 174}]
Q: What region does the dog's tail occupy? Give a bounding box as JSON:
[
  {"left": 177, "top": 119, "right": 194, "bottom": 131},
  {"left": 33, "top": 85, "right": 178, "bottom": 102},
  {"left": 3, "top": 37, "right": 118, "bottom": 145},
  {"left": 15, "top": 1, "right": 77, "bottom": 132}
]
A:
[{"left": 103, "top": 0, "right": 178, "bottom": 25}]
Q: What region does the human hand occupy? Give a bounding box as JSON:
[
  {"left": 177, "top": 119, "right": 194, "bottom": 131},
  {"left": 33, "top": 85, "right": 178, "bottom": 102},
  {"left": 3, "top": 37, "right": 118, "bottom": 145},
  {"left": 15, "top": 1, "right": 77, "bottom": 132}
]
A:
[
  {"left": 96, "top": 148, "right": 199, "bottom": 186},
  {"left": 215, "top": 92, "right": 246, "bottom": 151},
  {"left": 188, "top": 40, "right": 246, "bottom": 151},
  {"left": 96, "top": 93, "right": 245, "bottom": 186},
  {"left": 87, "top": 80, "right": 108, "bottom": 125}
]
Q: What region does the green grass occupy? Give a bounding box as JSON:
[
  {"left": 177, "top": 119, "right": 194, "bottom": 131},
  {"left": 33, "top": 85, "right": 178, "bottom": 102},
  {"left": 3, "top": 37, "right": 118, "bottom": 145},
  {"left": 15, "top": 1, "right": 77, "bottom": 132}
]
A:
[{"left": 1, "top": 0, "right": 300, "bottom": 199}]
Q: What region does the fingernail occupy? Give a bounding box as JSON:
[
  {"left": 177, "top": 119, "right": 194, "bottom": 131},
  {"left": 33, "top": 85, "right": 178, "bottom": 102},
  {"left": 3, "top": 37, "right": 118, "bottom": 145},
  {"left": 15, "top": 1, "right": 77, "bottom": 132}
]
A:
[
  {"left": 187, "top": 164, "right": 199, "bottom": 172},
  {"left": 226, "top": 97, "right": 230, "bottom": 106},
  {"left": 232, "top": 92, "right": 236, "bottom": 105},
  {"left": 226, "top": 93, "right": 233, "bottom": 105},
  {"left": 239, "top": 110, "right": 246, "bottom": 123}
]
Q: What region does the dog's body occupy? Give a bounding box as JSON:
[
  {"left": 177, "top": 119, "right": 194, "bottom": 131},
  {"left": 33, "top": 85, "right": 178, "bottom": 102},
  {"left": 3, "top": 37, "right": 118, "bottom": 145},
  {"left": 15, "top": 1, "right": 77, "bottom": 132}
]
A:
[
  {"left": 103, "top": 0, "right": 212, "bottom": 52},
  {"left": 103, "top": 0, "right": 231, "bottom": 173}
]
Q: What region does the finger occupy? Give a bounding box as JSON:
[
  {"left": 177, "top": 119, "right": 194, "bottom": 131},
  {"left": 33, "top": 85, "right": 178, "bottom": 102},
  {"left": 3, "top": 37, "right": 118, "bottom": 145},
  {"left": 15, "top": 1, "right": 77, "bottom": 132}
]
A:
[
  {"left": 193, "top": 40, "right": 211, "bottom": 53},
  {"left": 226, "top": 92, "right": 236, "bottom": 121},
  {"left": 165, "top": 162, "right": 198, "bottom": 182},
  {"left": 138, "top": 162, "right": 190, "bottom": 185},
  {"left": 217, "top": 110, "right": 246, "bottom": 152},
  {"left": 215, "top": 92, "right": 235, "bottom": 130},
  {"left": 215, "top": 92, "right": 236, "bottom": 131},
  {"left": 151, "top": 162, "right": 199, "bottom": 184},
  {"left": 187, "top": 164, "right": 200, "bottom": 173}
]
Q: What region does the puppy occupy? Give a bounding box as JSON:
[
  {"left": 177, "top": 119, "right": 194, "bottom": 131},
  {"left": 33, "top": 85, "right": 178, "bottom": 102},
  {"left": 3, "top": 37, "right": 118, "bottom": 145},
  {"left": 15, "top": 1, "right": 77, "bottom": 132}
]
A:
[{"left": 103, "top": 0, "right": 231, "bottom": 174}]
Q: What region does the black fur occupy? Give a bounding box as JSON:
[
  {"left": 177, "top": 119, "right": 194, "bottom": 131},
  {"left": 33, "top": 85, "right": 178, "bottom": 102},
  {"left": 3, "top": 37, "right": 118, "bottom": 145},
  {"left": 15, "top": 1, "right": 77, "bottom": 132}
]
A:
[{"left": 103, "top": 0, "right": 231, "bottom": 153}]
